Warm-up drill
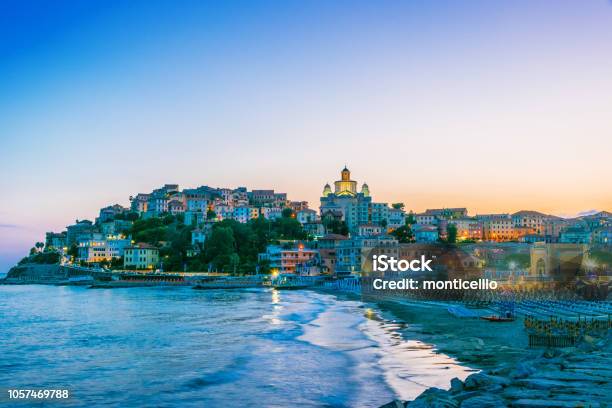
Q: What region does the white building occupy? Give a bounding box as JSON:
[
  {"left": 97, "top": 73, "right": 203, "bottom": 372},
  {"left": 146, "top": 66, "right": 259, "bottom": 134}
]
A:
[
  {"left": 192, "top": 228, "right": 206, "bottom": 246},
  {"left": 77, "top": 235, "right": 131, "bottom": 263},
  {"left": 297, "top": 209, "right": 318, "bottom": 224}
]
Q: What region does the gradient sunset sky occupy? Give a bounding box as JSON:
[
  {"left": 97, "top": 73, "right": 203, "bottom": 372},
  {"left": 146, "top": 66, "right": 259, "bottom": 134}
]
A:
[{"left": 1, "top": 0, "right": 611, "bottom": 272}]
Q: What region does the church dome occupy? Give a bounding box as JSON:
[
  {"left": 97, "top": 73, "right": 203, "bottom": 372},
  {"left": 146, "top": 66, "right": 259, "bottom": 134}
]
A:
[
  {"left": 322, "top": 183, "right": 332, "bottom": 197},
  {"left": 361, "top": 182, "right": 370, "bottom": 197}
]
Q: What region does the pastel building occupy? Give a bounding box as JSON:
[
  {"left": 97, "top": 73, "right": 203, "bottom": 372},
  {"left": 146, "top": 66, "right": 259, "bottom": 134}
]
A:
[
  {"left": 335, "top": 235, "right": 399, "bottom": 276},
  {"left": 320, "top": 167, "right": 403, "bottom": 233},
  {"left": 258, "top": 244, "right": 318, "bottom": 274},
  {"left": 297, "top": 209, "right": 318, "bottom": 224},
  {"left": 124, "top": 243, "right": 159, "bottom": 270},
  {"left": 77, "top": 234, "right": 131, "bottom": 263},
  {"left": 413, "top": 224, "right": 439, "bottom": 243}
]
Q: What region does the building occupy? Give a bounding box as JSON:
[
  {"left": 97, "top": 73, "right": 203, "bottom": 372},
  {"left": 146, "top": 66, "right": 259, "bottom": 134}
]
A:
[
  {"left": 543, "top": 218, "right": 570, "bottom": 243},
  {"left": 481, "top": 215, "right": 516, "bottom": 242},
  {"left": 593, "top": 227, "right": 612, "bottom": 246},
  {"left": 130, "top": 193, "right": 150, "bottom": 213},
  {"left": 249, "top": 190, "right": 287, "bottom": 207},
  {"left": 260, "top": 207, "right": 282, "bottom": 220},
  {"left": 258, "top": 244, "right": 318, "bottom": 274},
  {"left": 78, "top": 235, "right": 131, "bottom": 263},
  {"left": 415, "top": 213, "right": 437, "bottom": 225},
  {"left": 413, "top": 224, "right": 439, "bottom": 243},
  {"left": 45, "top": 232, "right": 67, "bottom": 250},
  {"left": 448, "top": 218, "right": 482, "bottom": 241},
  {"left": 288, "top": 201, "right": 309, "bottom": 213},
  {"left": 559, "top": 226, "right": 591, "bottom": 244},
  {"left": 511, "top": 210, "right": 553, "bottom": 235},
  {"left": 335, "top": 235, "right": 398, "bottom": 276},
  {"left": 530, "top": 243, "right": 587, "bottom": 279},
  {"left": 191, "top": 228, "right": 207, "bottom": 246},
  {"left": 320, "top": 167, "right": 403, "bottom": 233},
  {"left": 424, "top": 208, "right": 468, "bottom": 220},
  {"left": 96, "top": 204, "right": 129, "bottom": 224},
  {"left": 168, "top": 199, "right": 185, "bottom": 215},
  {"left": 66, "top": 220, "right": 95, "bottom": 246},
  {"left": 303, "top": 221, "right": 325, "bottom": 238},
  {"left": 100, "top": 219, "right": 133, "bottom": 235},
  {"left": 357, "top": 224, "right": 383, "bottom": 237},
  {"left": 388, "top": 208, "right": 406, "bottom": 230},
  {"left": 297, "top": 209, "right": 318, "bottom": 224},
  {"left": 124, "top": 243, "right": 159, "bottom": 270}
]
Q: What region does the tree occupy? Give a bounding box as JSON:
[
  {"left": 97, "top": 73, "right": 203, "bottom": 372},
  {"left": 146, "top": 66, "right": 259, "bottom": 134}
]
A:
[
  {"left": 406, "top": 211, "right": 416, "bottom": 225},
  {"left": 68, "top": 244, "right": 79, "bottom": 259},
  {"left": 380, "top": 219, "right": 388, "bottom": 229},
  {"left": 35, "top": 242, "right": 45, "bottom": 252},
  {"left": 446, "top": 224, "right": 457, "bottom": 244},
  {"left": 392, "top": 203, "right": 405, "bottom": 210},
  {"left": 203, "top": 226, "right": 237, "bottom": 272},
  {"left": 322, "top": 218, "right": 349, "bottom": 236},
  {"left": 281, "top": 208, "right": 294, "bottom": 218},
  {"left": 391, "top": 225, "right": 415, "bottom": 243},
  {"left": 273, "top": 216, "right": 306, "bottom": 240},
  {"left": 206, "top": 209, "right": 217, "bottom": 220}
]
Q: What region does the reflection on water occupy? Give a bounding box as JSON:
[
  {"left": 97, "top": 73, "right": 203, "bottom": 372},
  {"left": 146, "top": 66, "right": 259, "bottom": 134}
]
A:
[{"left": 0, "top": 285, "right": 472, "bottom": 407}]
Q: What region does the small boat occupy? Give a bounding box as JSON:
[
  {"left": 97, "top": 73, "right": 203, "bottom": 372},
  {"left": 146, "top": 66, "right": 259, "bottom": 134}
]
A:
[{"left": 480, "top": 315, "right": 515, "bottom": 322}]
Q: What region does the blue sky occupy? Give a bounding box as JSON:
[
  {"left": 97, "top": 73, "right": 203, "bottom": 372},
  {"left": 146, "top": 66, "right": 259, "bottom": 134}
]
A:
[{"left": 1, "top": 0, "right": 612, "bottom": 273}]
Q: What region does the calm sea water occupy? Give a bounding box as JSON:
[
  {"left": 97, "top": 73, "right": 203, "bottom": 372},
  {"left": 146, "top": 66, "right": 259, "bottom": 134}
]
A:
[{"left": 0, "top": 286, "right": 470, "bottom": 407}]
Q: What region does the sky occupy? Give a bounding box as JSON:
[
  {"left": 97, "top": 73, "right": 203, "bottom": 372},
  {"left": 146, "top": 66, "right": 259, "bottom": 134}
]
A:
[{"left": 1, "top": 0, "right": 612, "bottom": 273}]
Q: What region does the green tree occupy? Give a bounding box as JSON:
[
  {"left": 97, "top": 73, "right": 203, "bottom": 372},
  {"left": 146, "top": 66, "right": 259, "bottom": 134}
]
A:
[
  {"left": 35, "top": 242, "right": 44, "bottom": 252},
  {"left": 406, "top": 211, "right": 416, "bottom": 225},
  {"left": 273, "top": 216, "right": 306, "bottom": 240},
  {"left": 67, "top": 244, "right": 79, "bottom": 259},
  {"left": 392, "top": 203, "right": 405, "bottom": 210},
  {"left": 322, "top": 218, "right": 349, "bottom": 236},
  {"left": 391, "top": 225, "right": 415, "bottom": 243},
  {"left": 282, "top": 208, "right": 294, "bottom": 218},
  {"left": 203, "top": 226, "right": 237, "bottom": 272},
  {"left": 446, "top": 224, "right": 457, "bottom": 244},
  {"left": 206, "top": 209, "right": 217, "bottom": 220}
]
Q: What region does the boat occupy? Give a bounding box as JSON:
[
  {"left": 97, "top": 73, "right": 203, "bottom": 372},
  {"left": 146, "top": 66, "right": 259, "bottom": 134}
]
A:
[{"left": 480, "top": 315, "right": 516, "bottom": 322}]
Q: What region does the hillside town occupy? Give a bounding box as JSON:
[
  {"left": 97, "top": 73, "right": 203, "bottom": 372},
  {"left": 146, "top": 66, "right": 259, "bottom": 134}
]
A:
[{"left": 32, "top": 167, "right": 611, "bottom": 278}]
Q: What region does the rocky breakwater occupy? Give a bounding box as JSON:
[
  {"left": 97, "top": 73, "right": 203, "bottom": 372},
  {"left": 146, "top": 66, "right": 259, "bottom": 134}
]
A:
[
  {"left": 3, "top": 263, "right": 67, "bottom": 284},
  {"left": 380, "top": 336, "right": 612, "bottom": 408}
]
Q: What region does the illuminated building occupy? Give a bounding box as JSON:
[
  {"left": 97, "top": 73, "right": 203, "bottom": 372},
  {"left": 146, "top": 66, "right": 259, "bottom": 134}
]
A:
[
  {"left": 124, "top": 243, "right": 160, "bottom": 270},
  {"left": 320, "top": 167, "right": 403, "bottom": 233},
  {"left": 258, "top": 244, "right": 318, "bottom": 274}
]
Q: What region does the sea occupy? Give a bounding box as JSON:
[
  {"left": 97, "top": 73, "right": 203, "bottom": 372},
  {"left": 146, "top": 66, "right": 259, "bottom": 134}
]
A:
[{"left": 0, "top": 285, "right": 472, "bottom": 407}]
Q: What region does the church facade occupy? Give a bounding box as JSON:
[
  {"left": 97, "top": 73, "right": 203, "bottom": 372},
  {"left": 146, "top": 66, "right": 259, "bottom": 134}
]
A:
[{"left": 320, "top": 167, "right": 403, "bottom": 233}]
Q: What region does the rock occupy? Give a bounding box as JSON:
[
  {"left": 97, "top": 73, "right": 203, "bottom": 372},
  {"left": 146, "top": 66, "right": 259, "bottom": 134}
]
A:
[
  {"left": 502, "top": 387, "right": 548, "bottom": 400},
  {"left": 459, "top": 393, "right": 507, "bottom": 408},
  {"left": 407, "top": 387, "right": 458, "bottom": 408},
  {"left": 449, "top": 377, "right": 463, "bottom": 394},
  {"left": 463, "top": 373, "right": 510, "bottom": 390},
  {"left": 508, "top": 362, "right": 536, "bottom": 379},
  {"left": 452, "top": 391, "right": 480, "bottom": 402},
  {"left": 511, "top": 399, "right": 600, "bottom": 408},
  {"left": 514, "top": 378, "right": 587, "bottom": 391},
  {"left": 379, "top": 400, "right": 406, "bottom": 408}
]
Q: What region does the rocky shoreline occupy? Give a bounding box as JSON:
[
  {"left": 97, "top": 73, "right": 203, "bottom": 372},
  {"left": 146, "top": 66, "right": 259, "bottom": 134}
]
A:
[{"left": 375, "top": 299, "right": 612, "bottom": 408}]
